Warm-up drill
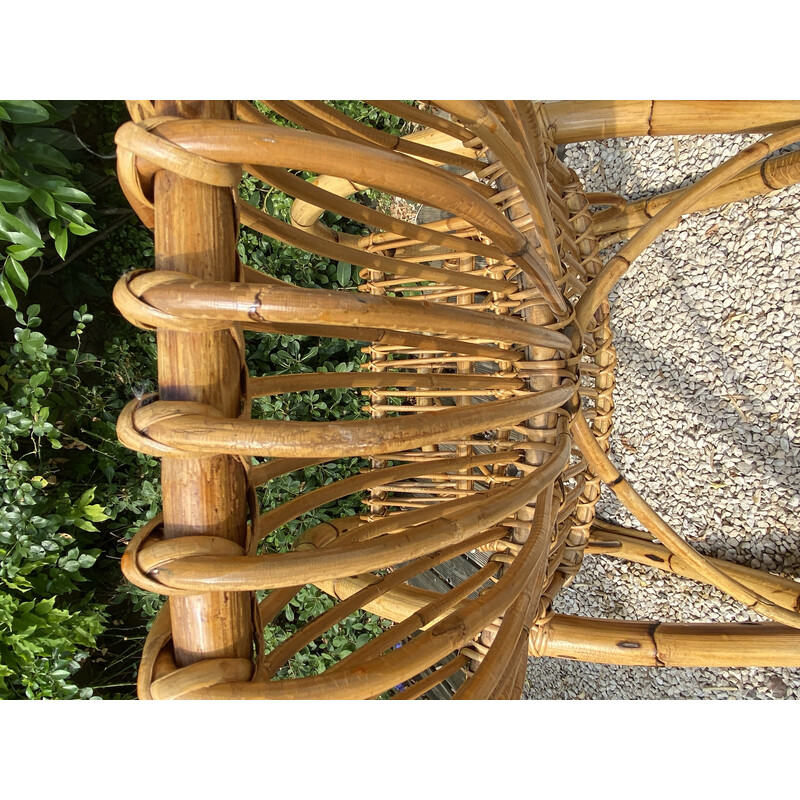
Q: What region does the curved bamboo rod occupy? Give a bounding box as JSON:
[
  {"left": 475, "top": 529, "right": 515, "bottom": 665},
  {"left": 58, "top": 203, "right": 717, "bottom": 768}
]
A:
[
  {"left": 116, "top": 269, "right": 571, "bottom": 351},
  {"left": 437, "top": 101, "right": 563, "bottom": 283},
  {"left": 259, "top": 527, "right": 507, "bottom": 681},
  {"left": 260, "top": 100, "right": 486, "bottom": 172},
  {"left": 119, "top": 382, "right": 574, "bottom": 459},
  {"left": 587, "top": 527, "right": 800, "bottom": 612},
  {"left": 172, "top": 424, "right": 571, "bottom": 698},
  {"left": 239, "top": 199, "right": 513, "bottom": 293},
  {"left": 248, "top": 371, "right": 524, "bottom": 396},
  {"left": 365, "top": 100, "right": 477, "bottom": 145},
  {"left": 115, "top": 118, "right": 570, "bottom": 317},
  {"left": 252, "top": 164, "right": 506, "bottom": 261},
  {"left": 453, "top": 486, "right": 554, "bottom": 699},
  {"left": 389, "top": 655, "right": 471, "bottom": 700},
  {"left": 593, "top": 148, "right": 800, "bottom": 238},
  {"left": 572, "top": 412, "right": 800, "bottom": 629},
  {"left": 574, "top": 124, "right": 800, "bottom": 335}
]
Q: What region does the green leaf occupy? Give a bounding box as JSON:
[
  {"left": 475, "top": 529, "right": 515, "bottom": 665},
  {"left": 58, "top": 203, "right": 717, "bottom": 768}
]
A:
[
  {"left": 0, "top": 101, "right": 49, "bottom": 125},
  {"left": 24, "top": 174, "right": 68, "bottom": 192},
  {"left": 83, "top": 504, "right": 108, "bottom": 522},
  {"left": 0, "top": 274, "right": 17, "bottom": 310},
  {"left": 78, "top": 488, "right": 95, "bottom": 507},
  {"left": 0, "top": 207, "right": 44, "bottom": 249},
  {"left": 52, "top": 186, "right": 93, "bottom": 205},
  {"left": 6, "top": 245, "right": 38, "bottom": 261},
  {"left": 42, "top": 101, "right": 80, "bottom": 122},
  {"left": 17, "top": 142, "right": 72, "bottom": 173},
  {"left": 0, "top": 152, "right": 21, "bottom": 178},
  {"left": 4, "top": 256, "right": 28, "bottom": 291},
  {"left": 336, "top": 261, "right": 351, "bottom": 286},
  {"left": 54, "top": 228, "right": 69, "bottom": 259},
  {"left": 34, "top": 598, "right": 55, "bottom": 615},
  {"left": 68, "top": 222, "right": 96, "bottom": 236},
  {"left": 30, "top": 189, "right": 57, "bottom": 218},
  {"left": 71, "top": 519, "right": 98, "bottom": 532},
  {"left": 0, "top": 180, "right": 31, "bottom": 204},
  {"left": 0, "top": 105, "right": 10, "bottom": 122},
  {"left": 55, "top": 201, "right": 86, "bottom": 226},
  {"left": 13, "top": 127, "right": 81, "bottom": 151},
  {"left": 14, "top": 207, "right": 40, "bottom": 240}
]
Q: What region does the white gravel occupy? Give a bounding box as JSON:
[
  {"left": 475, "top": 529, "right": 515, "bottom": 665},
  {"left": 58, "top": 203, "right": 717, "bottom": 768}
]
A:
[{"left": 523, "top": 131, "right": 800, "bottom": 700}]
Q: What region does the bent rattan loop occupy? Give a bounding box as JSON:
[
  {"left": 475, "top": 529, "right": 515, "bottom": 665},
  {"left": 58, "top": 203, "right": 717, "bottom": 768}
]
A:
[
  {"left": 113, "top": 269, "right": 228, "bottom": 333},
  {"left": 118, "top": 382, "right": 576, "bottom": 460},
  {"left": 113, "top": 100, "right": 800, "bottom": 699},
  {"left": 116, "top": 393, "right": 225, "bottom": 458}
]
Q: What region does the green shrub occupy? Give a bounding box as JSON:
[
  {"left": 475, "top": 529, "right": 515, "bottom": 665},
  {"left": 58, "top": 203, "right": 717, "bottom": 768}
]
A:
[
  {"left": 0, "top": 100, "right": 420, "bottom": 696},
  {"left": 0, "top": 305, "right": 108, "bottom": 698},
  {"left": 0, "top": 101, "right": 97, "bottom": 311}
]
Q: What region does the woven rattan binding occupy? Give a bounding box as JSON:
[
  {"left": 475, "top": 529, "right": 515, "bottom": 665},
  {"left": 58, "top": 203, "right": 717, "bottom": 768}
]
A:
[{"left": 113, "top": 100, "right": 800, "bottom": 699}]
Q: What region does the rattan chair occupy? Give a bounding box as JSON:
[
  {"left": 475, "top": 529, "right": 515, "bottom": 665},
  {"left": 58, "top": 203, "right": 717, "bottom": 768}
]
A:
[{"left": 113, "top": 100, "right": 800, "bottom": 699}]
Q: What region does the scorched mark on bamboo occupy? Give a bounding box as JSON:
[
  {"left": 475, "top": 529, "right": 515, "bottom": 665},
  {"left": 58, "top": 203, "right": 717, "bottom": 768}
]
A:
[{"left": 248, "top": 292, "right": 264, "bottom": 324}]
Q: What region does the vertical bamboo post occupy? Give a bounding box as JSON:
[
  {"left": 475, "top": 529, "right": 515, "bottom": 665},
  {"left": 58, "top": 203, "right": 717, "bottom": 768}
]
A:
[{"left": 153, "top": 101, "right": 253, "bottom": 667}]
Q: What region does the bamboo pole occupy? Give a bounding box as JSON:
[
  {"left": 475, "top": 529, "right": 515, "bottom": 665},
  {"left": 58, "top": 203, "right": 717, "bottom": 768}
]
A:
[
  {"left": 538, "top": 616, "right": 800, "bottom": 667},
  {"left": 150, "top": 100, "right": 253, "bottom": 669},
  {"left": 540, "top": 101, "right": 800, "bottom": 143}
]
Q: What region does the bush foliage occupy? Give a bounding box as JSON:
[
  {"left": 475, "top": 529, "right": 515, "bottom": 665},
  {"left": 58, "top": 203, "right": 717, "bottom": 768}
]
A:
[{"left": 0, "top": 100, "right": 414, "bottom": 697}]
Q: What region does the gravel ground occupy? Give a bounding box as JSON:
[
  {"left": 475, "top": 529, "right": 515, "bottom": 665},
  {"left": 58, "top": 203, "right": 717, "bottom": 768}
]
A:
[{"left": 523, "top": 131, "right": 800, "bottom": 700}]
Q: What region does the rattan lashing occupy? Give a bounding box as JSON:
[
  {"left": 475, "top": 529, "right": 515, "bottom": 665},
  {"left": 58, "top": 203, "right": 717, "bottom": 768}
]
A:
[{"left": 112, "top": 100, "right": 800, "bottom": 699}]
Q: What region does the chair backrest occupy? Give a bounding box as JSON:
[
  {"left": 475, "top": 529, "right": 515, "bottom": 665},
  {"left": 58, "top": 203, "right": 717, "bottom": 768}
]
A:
[{"left": 113, "top": 101, "right": 800, "bottom": 699}]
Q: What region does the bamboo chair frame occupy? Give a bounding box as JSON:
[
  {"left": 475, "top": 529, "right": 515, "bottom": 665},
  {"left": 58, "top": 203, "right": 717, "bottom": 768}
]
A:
[{"left": 112, "top": 100, "right": 800, "bottom": 700}]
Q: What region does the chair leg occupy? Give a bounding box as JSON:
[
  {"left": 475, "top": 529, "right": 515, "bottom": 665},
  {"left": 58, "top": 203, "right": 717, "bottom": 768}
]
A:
[
  {"left": 591, "top": 148, "right": 800, "bottom": 242},
  {"left": 540, "top": 100, "right": 800, "bottom": 144},
  {"left": 535, "top": 615, "right": 800, "bottom": 668},
  {"left": 149, "top": 100, "right": 253, "bottom": 669}
]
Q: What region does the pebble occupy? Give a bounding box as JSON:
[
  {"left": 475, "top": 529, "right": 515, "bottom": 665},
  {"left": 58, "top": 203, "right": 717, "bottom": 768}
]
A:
[{"left": 524, "top": 131, "right": 800, "bottom": 700}]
